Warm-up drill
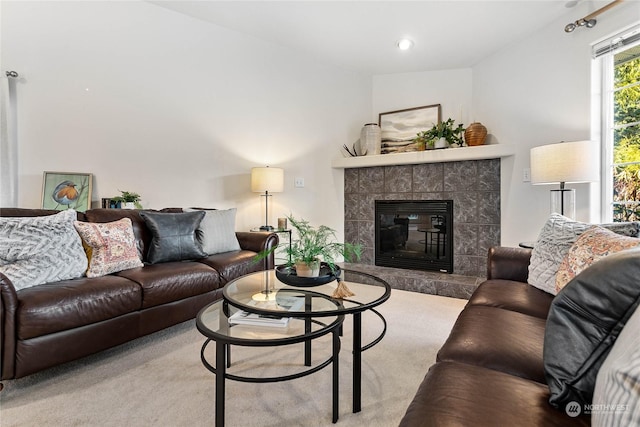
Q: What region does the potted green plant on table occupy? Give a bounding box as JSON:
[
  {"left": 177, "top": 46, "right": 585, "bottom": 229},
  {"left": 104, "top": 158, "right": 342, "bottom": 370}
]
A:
[
  {"left": 285, "top": 215, "right": 361, "bottom": 277},
  {"left": 112, "top": 190, "right": 142, "bottom": 209},
  {"left": 255, "top": 215, "right": 362, "bottom": 298},
  {"left": 414, "top": 118, "right": 465, "bottom": 149}
]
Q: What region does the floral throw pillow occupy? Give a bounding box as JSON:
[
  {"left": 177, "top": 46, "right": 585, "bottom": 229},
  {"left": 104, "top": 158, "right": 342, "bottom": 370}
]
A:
[
  {"left": 555, "top": 225, "right": 640, "bottom": 293},
  {"left": 74, "top": 218, "right": 143, "bottom": 277}
]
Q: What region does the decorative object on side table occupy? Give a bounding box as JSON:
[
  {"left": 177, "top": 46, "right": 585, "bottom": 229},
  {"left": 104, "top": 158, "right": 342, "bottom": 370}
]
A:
[
  {"left": 256, "top": 215, "right": 362, "bottom": 298},
  {"left": 464, "top": 122, "right": 488, "bottom": 146},
  {"left": 111, "top": 190, "right": 142, "bottom": 209},
  {"left": 378, "top": 104, "right": 441, "bottom": 154},
  {"left": 41, "top": 171, "right": 93, "bottom": 212},
  {"left": 414, "top": 118, "right": 465, "bottom": 150}
]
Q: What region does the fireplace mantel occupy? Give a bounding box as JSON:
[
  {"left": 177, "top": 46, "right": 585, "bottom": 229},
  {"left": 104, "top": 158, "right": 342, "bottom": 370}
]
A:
[{"left": 332, "top": 144, "right": 515, "bottom": 169}]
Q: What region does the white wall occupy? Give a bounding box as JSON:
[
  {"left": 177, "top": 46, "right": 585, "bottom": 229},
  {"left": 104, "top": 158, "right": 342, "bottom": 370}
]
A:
[
  {"left": 372, "top": 69, "right": 473, "bottom": 126},
  {"left": 1, "top": 1, "right": 371, "bottom": 234},
  {"left": 473, "top": 1, "right": 640, "bottom": 246}
]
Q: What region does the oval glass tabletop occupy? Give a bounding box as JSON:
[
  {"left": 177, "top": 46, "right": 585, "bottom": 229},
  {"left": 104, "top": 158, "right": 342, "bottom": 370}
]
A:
[
  {"left": 196, "top": 300, "right": 343, "bottom": 344},
  {"left": 222, "top": 269, "right": 391, "bottom": 318}
]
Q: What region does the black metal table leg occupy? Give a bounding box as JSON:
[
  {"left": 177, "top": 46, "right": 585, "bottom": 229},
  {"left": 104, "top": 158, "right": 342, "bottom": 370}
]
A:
[
  {"left": 305, "top": 295, "right": 312, "bottom": 366},
  {"left": 353, "top": 312, "right": 362, "bottom": 413},
  {"left": 333, "top": 327, "right": 340, "bottom": 423},
  {"left": 216, "top": 341, "right": 227, "bottom": 427}
]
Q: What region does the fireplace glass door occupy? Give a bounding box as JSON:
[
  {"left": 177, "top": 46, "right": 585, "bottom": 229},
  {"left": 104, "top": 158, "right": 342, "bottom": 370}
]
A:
[{"left": 375, "top": 200, "right": 453, "bottom": 273}]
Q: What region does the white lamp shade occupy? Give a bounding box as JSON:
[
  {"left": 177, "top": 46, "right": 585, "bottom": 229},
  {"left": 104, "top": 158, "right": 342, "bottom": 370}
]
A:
[
  {"left": 251, "top": 167, "right": 284, "bottom": 193},
  {"left": 530, "top": 140, "right": 600, "bottom": 185}
]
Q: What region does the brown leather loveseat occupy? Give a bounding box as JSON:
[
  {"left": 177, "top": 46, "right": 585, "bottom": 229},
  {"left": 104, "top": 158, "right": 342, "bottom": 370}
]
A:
[
  {"left": 400, "top": 246, "right": 591, "bottom": 426},
  {"left": 0, "top": 208, "right": 277, "bottom": 382}
]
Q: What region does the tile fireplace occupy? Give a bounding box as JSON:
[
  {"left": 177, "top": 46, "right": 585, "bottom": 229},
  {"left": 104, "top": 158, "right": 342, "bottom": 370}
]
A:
[{"left": 344, "top": 159, "right": 501, "bottom": 277}]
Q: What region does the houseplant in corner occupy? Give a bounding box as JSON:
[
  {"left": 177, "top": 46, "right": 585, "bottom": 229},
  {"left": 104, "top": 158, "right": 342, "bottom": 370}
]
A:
[{"left": 415, "top": 118, "right": 465, "bottom": 149}]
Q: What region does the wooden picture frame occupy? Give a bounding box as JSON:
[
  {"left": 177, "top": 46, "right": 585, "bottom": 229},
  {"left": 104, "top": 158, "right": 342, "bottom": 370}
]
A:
[
  {"left": 41, "top": 171, "right": 93, "bottom": 212},
  {"left": 378, "top": 104, "right": 441, "bottom": 154}
]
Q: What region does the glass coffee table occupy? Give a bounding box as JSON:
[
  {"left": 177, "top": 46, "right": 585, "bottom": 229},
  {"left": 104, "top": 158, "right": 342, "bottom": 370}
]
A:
[
  {"left": 196, "top": 299, "right": 343, "bottom": 426},
  {"left": 196, "top": 268, "right": 391, "bottom": 425}
]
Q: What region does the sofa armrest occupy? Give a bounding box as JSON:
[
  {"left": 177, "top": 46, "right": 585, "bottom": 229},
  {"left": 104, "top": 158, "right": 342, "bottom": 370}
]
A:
[
  {"left": 0, "top": 272, "right": 19, "bottom": 380},
  {"left": 486, "top": 246, "right": 532, "bottom": 282},
  {"left": 236, "top": 232, "right": 279, "bottom": 270}
]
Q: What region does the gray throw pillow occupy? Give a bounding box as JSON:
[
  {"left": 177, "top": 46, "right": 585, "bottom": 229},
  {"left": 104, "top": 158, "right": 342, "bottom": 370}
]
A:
[
  {"left": 528, "top": 213, "right": 640, "bottom": 294},
  {"left": 0, "top": 209, "right": 88, "bottom": 290},
  {"left": 592, "top": 304, "right": 640, "bottom": 426},
  {"left": 544, "top": 247, "right": 640, "bottom": 409},
  {"left": 185, "top": 208, "right": 241, "bottom": 255},
  {"left": 139, "top": 210, "right": 207, "bottom": 264}
]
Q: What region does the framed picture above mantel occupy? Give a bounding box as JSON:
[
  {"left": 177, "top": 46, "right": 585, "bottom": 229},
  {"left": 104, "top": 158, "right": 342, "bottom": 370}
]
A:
[{"left": 378, "top": 104, "right": 441, "bottom": 154}]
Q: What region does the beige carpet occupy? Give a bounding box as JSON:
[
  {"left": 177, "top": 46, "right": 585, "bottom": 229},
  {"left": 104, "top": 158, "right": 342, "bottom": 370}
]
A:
[{"left": 0, "top": 289, "right": 466, "bottom": 427}]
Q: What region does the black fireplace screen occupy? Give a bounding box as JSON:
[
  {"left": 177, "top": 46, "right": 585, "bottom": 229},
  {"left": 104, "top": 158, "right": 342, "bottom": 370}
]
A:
[{"left": 375, "top": 200, "right": 453, "bottom": 273}]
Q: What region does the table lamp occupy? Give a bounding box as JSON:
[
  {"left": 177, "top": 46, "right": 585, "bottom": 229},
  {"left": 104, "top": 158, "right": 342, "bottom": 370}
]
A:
[
  {"left": 251, "top": 166, "right": 284, "bottom": 231},
  {"left": 530, "top": 140, "right": 599, "bottom": 220}
]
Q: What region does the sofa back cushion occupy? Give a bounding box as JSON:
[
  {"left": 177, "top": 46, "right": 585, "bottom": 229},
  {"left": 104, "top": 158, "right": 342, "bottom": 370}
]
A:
[{"left": 544, "top": 247, "right": 640, "bottom": 409}]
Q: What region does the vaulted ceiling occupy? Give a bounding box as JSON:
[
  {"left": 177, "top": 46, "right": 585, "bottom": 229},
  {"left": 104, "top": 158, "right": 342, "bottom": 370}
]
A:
[{"left": 151, "top": 1, "right": 597, "bottom": 75}]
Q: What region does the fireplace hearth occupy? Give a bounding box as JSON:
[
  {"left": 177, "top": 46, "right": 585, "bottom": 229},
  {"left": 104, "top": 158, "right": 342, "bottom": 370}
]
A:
[{"left": 376, "top": 200, "right": 453, "bottom": 273}]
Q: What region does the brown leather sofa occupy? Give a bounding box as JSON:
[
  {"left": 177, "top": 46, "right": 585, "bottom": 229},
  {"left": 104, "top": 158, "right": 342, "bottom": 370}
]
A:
[
  {"left": 400, "top": 246, "right": 591, "bottom": 427},
  {"left": 0, "top": 208, "right": 277, "bottom": 381}
]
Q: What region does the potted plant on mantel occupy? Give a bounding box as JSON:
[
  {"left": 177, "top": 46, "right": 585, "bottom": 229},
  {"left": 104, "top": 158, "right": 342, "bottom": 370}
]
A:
[
  {"left": 414, "top": 118, "right": 465, "bottom": 150},
  {"left": 112, "top": 190, "right": 142, "bottom": 209}
]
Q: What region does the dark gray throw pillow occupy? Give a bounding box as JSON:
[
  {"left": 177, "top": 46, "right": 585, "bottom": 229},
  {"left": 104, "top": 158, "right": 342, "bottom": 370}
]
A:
[
  {"left": 139, "top": 210, "right": 207, "bottom": 264},
  {"left": 544, "top": 247, "right": 640, "bottom": 409}
]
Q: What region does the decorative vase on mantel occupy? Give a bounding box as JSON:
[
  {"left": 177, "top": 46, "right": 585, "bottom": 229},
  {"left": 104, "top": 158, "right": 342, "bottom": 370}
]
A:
[
  {"left": 360, "top": 123, "right": 381, "bottom": 156},
  {"left": 464, "top": 122, "right": 488, "bottom": 146}
]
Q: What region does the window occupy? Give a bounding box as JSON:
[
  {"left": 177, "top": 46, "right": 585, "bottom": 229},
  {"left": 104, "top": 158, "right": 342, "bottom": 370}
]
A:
[{"left": 596, "top": 25, "right": 640, "bottom": 222}]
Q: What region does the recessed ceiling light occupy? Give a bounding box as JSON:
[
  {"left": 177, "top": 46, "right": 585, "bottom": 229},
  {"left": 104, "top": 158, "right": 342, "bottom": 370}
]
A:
[{"left": 396, "top": 39, "right": 414, "bottom": 51}]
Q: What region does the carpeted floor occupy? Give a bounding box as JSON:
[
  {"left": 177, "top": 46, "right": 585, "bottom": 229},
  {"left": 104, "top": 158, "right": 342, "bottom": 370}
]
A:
[{"left": 0, "top": 289, "right": 466, "bottom": 427}]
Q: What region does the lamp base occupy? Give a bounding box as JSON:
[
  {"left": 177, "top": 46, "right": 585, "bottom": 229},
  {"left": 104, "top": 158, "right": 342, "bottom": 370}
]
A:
[
  {"left": 550, "top": 188, "right": 576, "bottom": 219},
  {"left": 259, "top": 225, "right": 274, "bottom": 231},
  {"left": 252, "top": 290, "right": 277, "bottom": 302}
]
